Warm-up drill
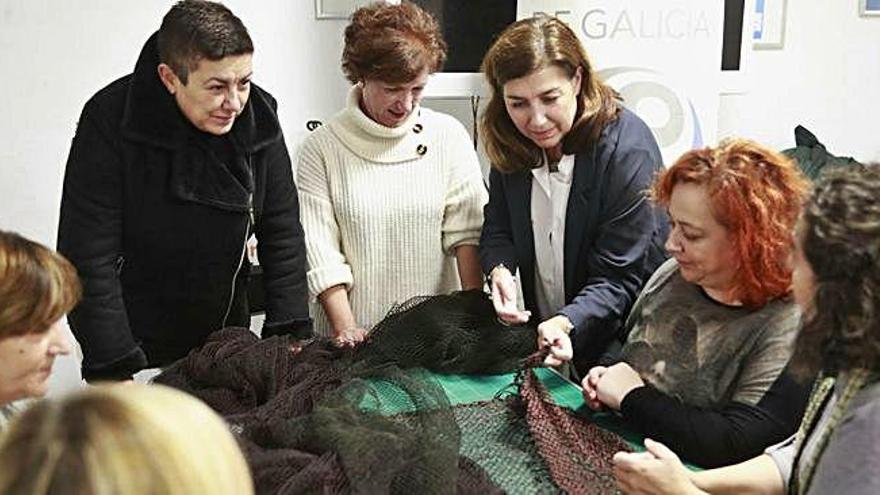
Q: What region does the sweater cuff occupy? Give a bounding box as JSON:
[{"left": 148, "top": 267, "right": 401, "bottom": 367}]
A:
[
  {"left": 306, "top": 264, "right": 354, "bottom": 300},
  {"left": 443, "top": 234, "right": 480, "bottom": 254},
  {"left": 557, "top": 305, "right": 588, "bottom": 335},
  {"left": 765, "top": 436, "right": 797, "bottom": 488},
  {"left": 82, "top": 346, "right": 149, "bottom": 382}
]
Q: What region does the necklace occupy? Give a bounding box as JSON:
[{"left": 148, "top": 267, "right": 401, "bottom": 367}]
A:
[
  {"left": 789, "top": 368, "right": 872, "bottom": 494},
  {"left": 542, "top": 148, "right": 561, "bottom": 173}
]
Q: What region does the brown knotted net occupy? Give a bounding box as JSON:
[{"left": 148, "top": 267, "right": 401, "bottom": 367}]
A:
[
  {"left": 156, "top": 290, "right": 629, "bottom": 494},
  {"left": 515, "top": 353, "right": 630, "bottom": 494}
]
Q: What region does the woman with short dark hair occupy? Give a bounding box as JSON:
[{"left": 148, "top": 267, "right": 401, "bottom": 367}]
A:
[
  {"left": 59, "top": 0, "right": 311, "bottom": 382},
  {"left": 298, "top": 2, "right": 487, "bottom": 345}
]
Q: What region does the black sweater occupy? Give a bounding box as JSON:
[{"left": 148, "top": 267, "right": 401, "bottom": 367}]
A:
[{"left": 620, "top": 365, "right": 811, "bottom": 467}]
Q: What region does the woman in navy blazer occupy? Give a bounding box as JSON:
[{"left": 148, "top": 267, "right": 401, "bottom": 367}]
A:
[{"left": 479, "top": 16, "right": 668, "bottom": 374}]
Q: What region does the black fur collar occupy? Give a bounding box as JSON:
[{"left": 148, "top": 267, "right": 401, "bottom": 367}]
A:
[{"left": 120, "top": 32, "right": 280, "bottom": 152}]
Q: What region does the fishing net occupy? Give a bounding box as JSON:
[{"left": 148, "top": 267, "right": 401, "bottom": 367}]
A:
[{"left": 156, "top": 290, "right": 630, "bottom": 494}]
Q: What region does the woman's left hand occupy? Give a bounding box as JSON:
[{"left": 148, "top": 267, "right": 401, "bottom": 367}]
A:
[
  {"left": 613, "top": 439, "right": 704, "bottom": 495},
  {"left": 537, "top": 315, "right": 574, "bottom": 366},
  {"left": 594, "top": 362, "right": 645, "bottom": 410},
  {"left": 333, "top": 326, "right": 367, "bottom": 347}
]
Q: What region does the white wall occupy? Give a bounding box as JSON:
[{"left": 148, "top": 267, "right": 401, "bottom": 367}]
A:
[
  {"left": 0, "top": 0, "right": 877, "bottom": 395},
  {"left": 0, "top": 0, "right": 351, "bottom": 244},
  {"left": 0, "top": 0, "right": 352, "bottom": 394},
  {"left": 718, "top": 0, "right": 880, "bottom": 162}
]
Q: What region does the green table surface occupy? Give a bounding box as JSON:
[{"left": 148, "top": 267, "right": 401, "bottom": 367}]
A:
[
  {"left": 362, "top": 366, "right": 698, "bottom": 458},
  {"left": 433, "top": 367, "right": 646, "bottom": 449},
  {"left": 433, "top": 368, "right": 708, "bottom": 472},
  {"left": 435, "top": 368, "right": 580, "bottom": 406},
  {"left": 359, "top": 365, "right": 704, "bottom": 482}
]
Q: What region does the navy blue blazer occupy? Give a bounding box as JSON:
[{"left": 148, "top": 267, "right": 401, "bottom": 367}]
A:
[{"left": 480, "top": 108, "right": 669, "bottom": 370}]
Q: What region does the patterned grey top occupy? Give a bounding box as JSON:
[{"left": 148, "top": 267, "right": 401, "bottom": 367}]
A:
[{"left": 621, "top": 258, "right": 801, "bottom": 408}]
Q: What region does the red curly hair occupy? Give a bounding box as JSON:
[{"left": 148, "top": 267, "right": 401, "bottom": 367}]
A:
[{"left": 652, "top": 139, "right": 809, "bottom": 308}]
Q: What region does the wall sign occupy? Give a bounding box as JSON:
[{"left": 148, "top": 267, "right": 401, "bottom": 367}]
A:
[
  {"left": 517, "top": 0, "right": 724, "bottom": 165},
  {"left": 860, "top": 0, "right": 880, "bottom": 17},
  {"left": 314, "top": 0, "right": 376, "bottom": 20},
  {"left": 752, "top": 0, "right": 787, "bottom": 49}
]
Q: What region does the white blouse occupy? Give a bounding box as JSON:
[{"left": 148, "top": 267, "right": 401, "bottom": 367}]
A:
[{"left": 530, "top": 153, "right": 575, "bottom": 319}]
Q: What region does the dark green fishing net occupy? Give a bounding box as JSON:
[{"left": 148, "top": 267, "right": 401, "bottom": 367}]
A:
[{"left": 157, "top": 290, "right": 629, "bottom": 494}]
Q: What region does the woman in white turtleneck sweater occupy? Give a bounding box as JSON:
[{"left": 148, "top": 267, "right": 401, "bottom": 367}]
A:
[{"left": 296, "top": 2, "right": 487, "bottom": 344}]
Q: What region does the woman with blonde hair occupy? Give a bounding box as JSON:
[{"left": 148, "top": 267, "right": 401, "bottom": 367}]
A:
[
  {"left": 479, "top": 15, "right": 668, "bottom": 373},
  {"left": 0, "top": 230, "right": 78, "bottom": 432},
  {"left": 298, "top": 2, "right": 487, "bottom": 345},
  {"left": 0, "top": 383, "right": 253, "bottom": 495}
]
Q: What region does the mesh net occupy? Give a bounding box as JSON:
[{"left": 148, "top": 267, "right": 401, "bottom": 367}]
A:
[
  {"left": 515, "top": 354, "right": 630, "bottom": 494},
  {"left": 156, "top": 290, "right": 630, "bottom": 494},
  {"left": 355, "top": 292, "right": 537, "bottom": 374}
]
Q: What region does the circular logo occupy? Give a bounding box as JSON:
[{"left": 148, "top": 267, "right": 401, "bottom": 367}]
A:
[{"left": 598, "top": 67, "right": 704, "bottom": 165}]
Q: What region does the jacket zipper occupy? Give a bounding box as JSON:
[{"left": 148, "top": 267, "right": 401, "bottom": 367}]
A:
[{"left": 221, "top": 154, "right": 255, "bottom": 328}]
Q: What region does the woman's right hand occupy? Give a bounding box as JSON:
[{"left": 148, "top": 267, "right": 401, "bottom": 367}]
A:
[
  {"left": 582, "top": 366, "right": 607, "bottom": 411},
  {"left": 318, "top": 284, "right": 366, "bottom": 347},
  {"left": 613, "top": 439, "right": 705, "bottom": 495},
  {"left": 490, "top": 265, "right": 531, "bottom": 324}
]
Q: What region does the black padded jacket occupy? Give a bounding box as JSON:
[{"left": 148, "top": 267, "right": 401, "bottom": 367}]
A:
[{"left": 58, "top": 33, "right": 310, "bottom": 380}]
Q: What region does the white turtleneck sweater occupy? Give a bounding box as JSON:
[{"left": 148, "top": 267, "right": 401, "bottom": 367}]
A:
[{"left": 296, "top": 86, "right": 487, "bottom": 336}]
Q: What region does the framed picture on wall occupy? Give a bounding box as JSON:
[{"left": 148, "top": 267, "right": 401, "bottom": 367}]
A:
[
  {"left": 314, "top": 0, "right": 377, "bottom": 20},
  {"left": 860, "top": 0, "right": 880, "bottom": 16},
  {"left": 752, "top": 0, "right": 787, "bottom": 49}
]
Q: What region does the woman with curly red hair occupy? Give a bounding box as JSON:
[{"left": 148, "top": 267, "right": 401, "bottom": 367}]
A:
[
  {"left": 612, "top": 163, "right": 880, "bottom": 495},
  {"left": 567, "top": 139, "right": 812, "bottom": 467}
]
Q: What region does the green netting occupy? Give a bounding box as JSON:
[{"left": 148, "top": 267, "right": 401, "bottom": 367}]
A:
[
  {"left": 157, "top": 290, "right": 632, "bottom": 494},
  {"left": 455, "top": 399, "right": 561, "bottom": 494}
]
